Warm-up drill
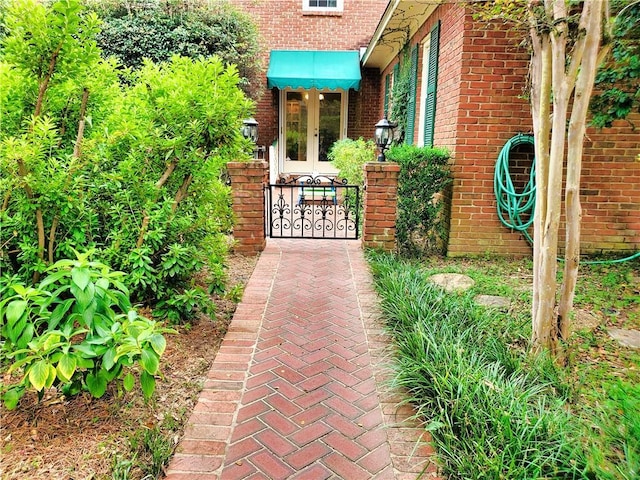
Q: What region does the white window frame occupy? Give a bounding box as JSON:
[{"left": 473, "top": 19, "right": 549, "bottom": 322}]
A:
[
  {"left": 418, "top": 35, "right": 431, "bottom": 147},
  {"left": 303, "top": 0, "right": 343, "bottom": 13}
]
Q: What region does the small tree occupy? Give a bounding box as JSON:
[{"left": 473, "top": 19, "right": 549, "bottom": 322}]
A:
[{"left": 477, "top": 0, "right": 639, "bottom": 354}]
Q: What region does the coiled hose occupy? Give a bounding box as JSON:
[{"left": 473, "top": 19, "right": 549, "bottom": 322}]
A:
[
  {"left": 493, "top": 134, "right": 640, "bottom": 264},
  {"left": 494, "top": 134, "right": 536, "bottom": 244}
]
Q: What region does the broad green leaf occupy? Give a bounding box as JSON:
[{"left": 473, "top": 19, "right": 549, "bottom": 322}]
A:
[
  {"left": 95, "top": 277, "right": 109, "bottom": 294},
  {"left": 86, "top": 371, "right": 107, "bottom": 398},
  {"left": 43, "top": 334, "right": 62, "bottom": 351},
  {"left": 5, "top": 300, "right": 27, "bottom": 325},
  {"left": 123, "top": 372, "right": 135, "bottom": 392},
  {"left": 38, "top": 270, "right": 69, "bottom": 289},
  {"left": 140, "top": 370, "right": 156, "bottom": 399},
  {"left": 57, "top": 354, "right": 77, "bottom": 382},
  {"left": 7, "top": 314, "right": 27, "bottom": 344},
  {"left": 71, "top": 282, "right": 95, "bottom": 309},
  {"left": 102, "top": 347, "right": 116, "bottom": 371},
  {"left": 2, "top": 388, "right": 24, "bottom": 410},
  {"left": 17, "top": 323, "right": 35, "bottom": 349},
  {"left": 71, "top": 267, "right": 91, "bottom": 290},
  {"left": 28, "top": 360, "right": 50, "bottom": 391},
  {"left": 148, "top": 333, "right": 166, "bottom": 356},
  {"left": 11, "top": 284, "right": 29, "bottom": 296},
  {"left": 45, "top": 364, "right": 57, "bottom": 389},
  {"left": 81, "top": 302, "right": 97, "bottom": 328},
  {"left": 73, "top": 343, "right": 99, "bottom": 357},
  {"left": 140, "top": 348, "right": 159, "bottom": 375},
  {"left": 48, "top": 298, "right": 75, "bottom": 331}
]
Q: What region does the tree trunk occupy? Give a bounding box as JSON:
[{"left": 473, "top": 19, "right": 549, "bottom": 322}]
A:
[
  {"left": 558, "top": 1, "right": 608, "bottom": 340},
  {"left": 529, "top": 0, "right": 611, "bottom": 354},
  {"left": 135, "top": 161, "right": 178, "bottom": 248}
]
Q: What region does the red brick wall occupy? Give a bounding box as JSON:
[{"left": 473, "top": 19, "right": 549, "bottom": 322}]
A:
[
  {"left": 447, "top": 12, "right": 533, "bottom": 256},
  {"left": 362, "top": 163, "right": 401, "bottom": 252},
  {"left": 229, "top": 0, "right": 388, "bottom": 150},
  {"left": 375, "top": 3, "right": 640, "bottom": 256},
  {"left": 228, "top": 161, "right": 269, "bottom": 255},
  {"left": 580, "top": 113, "right": 640, "bottom": 253},
  {"left": 446, "top": 12, "right": 640, "bottom": 256}
]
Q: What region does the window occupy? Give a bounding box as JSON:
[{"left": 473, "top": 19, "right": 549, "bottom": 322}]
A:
[{"left": 303, "top": 0, "right": 343, "bottom": 12}]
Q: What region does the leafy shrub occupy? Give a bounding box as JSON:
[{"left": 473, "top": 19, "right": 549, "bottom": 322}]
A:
[
  {"left": 87, "top": 0, "right": 264, "bottom": 99},
  {"left": 328, "top": 138, "right": 377, "bottom": 186},
  {"left": 0, "top": 0, "right": 254, "bottom": 317},
  {"left": 0, "top": 251, "right": 174, "bottom": 409},
  {"left": 386, "top": 144, "right": 451, "bottom": 255}
]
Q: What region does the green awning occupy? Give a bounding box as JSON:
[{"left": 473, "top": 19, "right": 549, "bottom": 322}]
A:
[{"left": 267, "top": 50, "right": 361, "bottom": 91}]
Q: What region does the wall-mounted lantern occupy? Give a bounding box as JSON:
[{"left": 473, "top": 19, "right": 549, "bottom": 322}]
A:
[{"left": 374, "top": 116, "right": 397, "bottom": 162}]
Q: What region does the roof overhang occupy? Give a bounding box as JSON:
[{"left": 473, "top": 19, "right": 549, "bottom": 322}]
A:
[
  {"left": 267, "top": 50, "right": 362, "bottom": 91},
  {"left": 362, "top": 0, "right": 440, "bottom": 71}
]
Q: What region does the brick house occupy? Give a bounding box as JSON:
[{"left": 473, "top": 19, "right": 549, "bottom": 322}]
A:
[
  {"left": 228, "top": 0, "right": 387, "bottom": 179},
  {"left": 362, "top": 0, "right": 639, "bottom": 256},
  {"left": 231, "top": 0, "right": 639, "bottom": 256}
]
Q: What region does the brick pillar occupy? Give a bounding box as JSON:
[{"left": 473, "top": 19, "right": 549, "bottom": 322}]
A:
[
  {"left": 362, "top": 162, "right": 401, "bottom": 252},
  {"left": 228, "top": 161, "right": 268, "bottom": 255}
]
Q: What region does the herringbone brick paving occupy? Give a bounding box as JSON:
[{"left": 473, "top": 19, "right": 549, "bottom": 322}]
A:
[{"left": 165, "top": 239, "right": 438, "bottom": 479}]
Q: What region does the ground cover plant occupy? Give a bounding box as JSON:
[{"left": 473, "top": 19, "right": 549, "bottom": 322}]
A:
[{"left": 368, "top": 253, "right": 639, "bottom": 479}]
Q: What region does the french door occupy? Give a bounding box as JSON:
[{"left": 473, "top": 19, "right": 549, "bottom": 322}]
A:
[{"left": 282, "top": 89, "right": 345, "bottom": 174}]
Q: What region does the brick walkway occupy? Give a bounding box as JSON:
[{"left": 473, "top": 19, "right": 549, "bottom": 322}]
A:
[{"left": 165, "top": 239, "right": 438, "bottom": 479}]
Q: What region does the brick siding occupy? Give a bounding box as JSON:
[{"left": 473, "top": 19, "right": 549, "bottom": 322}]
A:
[{"left": 380, "top": 3, "right": 639, "bottom": 256}]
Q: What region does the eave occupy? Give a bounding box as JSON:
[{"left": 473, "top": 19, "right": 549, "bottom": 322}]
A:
[{"left": 362, "top": 0, "right": 441, "bottom": 71}]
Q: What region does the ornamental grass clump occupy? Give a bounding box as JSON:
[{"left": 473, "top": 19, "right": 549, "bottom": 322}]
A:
[{"left": 368, "top": 253, "right": 589, "bottom": 479}]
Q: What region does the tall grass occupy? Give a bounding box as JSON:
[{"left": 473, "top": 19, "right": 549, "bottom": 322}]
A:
[{"left": 368, "top": 253, "right": 590, "bottom": 479}]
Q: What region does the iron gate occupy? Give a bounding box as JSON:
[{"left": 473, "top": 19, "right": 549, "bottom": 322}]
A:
[{"left": 266, "top": 174, "right": 361, "bottom": 239}]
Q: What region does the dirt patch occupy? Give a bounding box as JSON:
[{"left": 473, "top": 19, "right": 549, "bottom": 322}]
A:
[{"left": 0, "top": 254, "right": 257, "bottom": 480}]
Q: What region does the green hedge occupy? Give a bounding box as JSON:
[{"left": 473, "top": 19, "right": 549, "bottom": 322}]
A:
[{"left": 386, "top": 144, "right": 451, "bottom": 255}]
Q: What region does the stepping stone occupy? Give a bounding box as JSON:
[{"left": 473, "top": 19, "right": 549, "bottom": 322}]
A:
[
  {"left": 608, "top": 328, "right": 640, "bottom": 349},
  {"left": 428, "top": 273, "right": 474, "bottom": 292},
  {"left": 475, "top": 294, "right": 510, "bottom": 310}
]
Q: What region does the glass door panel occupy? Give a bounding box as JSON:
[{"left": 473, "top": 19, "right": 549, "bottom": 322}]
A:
[
  {"left": 285, "top": 91, "right": 308, "bottom": 163},
  {"left": 318, "top": 92, "right": 342, "bottom": 163},
  {"left": 283, "top": 89, "right": 343, "bottom": 174}
]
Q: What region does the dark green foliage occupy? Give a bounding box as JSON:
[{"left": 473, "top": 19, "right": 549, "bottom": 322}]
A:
[
  {"left": 88, "top": 0, "right": 263, "bottom": 99},
  {"left": 368, "top": 253, "right": 590, "bottom": 479},
  {"left": 590, "top": 1, "right": 640, "bottom": 128},
  {"left": 386, "top": 144, "right": 451, "bottom": 255}
]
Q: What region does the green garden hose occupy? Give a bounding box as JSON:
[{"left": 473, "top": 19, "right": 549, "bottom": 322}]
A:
[
  {"left": 493, "top": 134, "right": 640, "bottom": 265},
  {"left": 494, "top": 134, "right": 536, "bottom": 244}
]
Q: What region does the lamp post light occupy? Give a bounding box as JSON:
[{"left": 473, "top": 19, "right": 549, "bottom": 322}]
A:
[
  {"left": 242, "top": 117, "right": 259, "bottom": 143},
  {"left": 374, "top": 116, "right": 397, "bottom": 162}
]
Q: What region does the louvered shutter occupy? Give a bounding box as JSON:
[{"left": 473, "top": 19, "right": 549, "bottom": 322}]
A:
[
  {"left": 405, "top": 44, "right": 419, "bottom": 144},
  {"left": 423, "top": 21, "right": 440, "bottom": 147}
]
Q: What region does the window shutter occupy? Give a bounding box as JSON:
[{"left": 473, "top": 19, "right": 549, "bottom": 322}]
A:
[
  {"left": 384, "top": 74, "right": 390, "bottom": 116},
  {"left": 405, "top": 44, "right": 419, "bottom": 144},
  {"left": 423, "top": 21, "right": 440, "bottom": 147}
]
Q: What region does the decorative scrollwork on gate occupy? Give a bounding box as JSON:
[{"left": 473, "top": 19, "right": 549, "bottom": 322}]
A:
[{"left": 266, "top": 175, "right": 360, "bottom": 239}]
